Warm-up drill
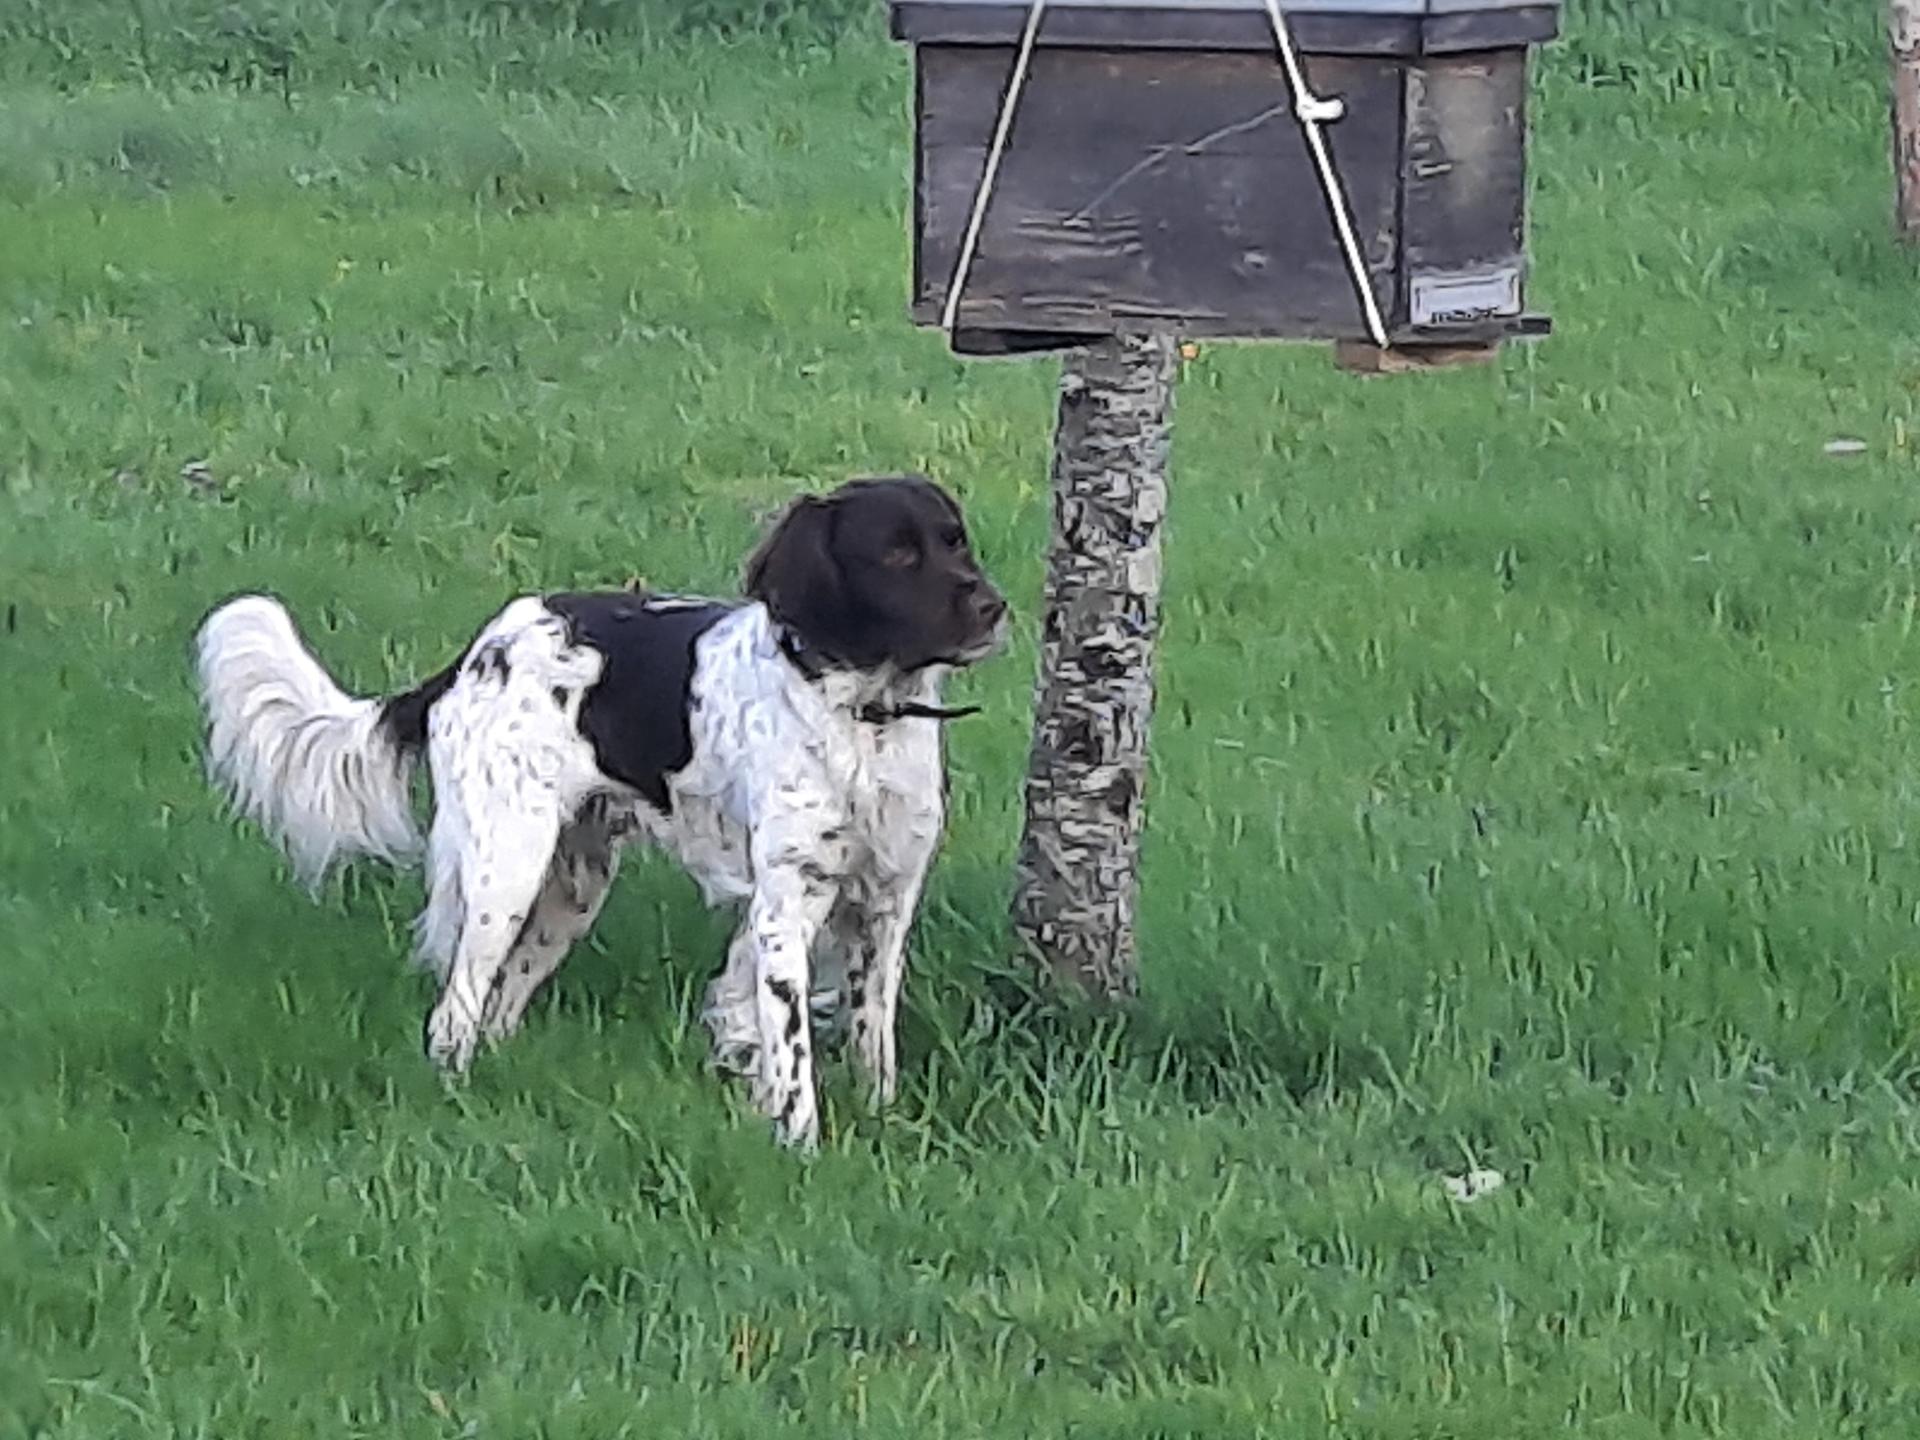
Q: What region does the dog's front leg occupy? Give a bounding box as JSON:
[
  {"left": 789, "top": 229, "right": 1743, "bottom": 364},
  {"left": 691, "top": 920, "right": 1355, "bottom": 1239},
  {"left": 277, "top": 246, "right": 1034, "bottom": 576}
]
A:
[
  {"left": 844, "top": 862, "right": 932, "bottom": 1110},
  {"left": 743, "top": 853, "right": 839, "bottom": 1150}
]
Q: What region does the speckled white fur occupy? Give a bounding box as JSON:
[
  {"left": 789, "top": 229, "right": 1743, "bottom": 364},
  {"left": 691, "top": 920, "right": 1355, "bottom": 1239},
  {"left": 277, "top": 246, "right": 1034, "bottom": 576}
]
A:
[{"left": 198, "top": 593, "right": 951, "bottom": 1149}]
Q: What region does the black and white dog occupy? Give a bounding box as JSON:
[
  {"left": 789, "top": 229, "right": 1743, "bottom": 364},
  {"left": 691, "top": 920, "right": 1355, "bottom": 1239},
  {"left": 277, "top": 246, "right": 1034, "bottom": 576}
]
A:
[{"left": 194, "top": 475, "right": 1007, "bottom": 1147}]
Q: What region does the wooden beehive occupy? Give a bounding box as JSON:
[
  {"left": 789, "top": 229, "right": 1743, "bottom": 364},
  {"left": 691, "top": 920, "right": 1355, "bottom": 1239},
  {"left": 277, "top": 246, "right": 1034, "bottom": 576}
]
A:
[{"left": 891, "top": 0, "right": 1559, "bottom": 356}]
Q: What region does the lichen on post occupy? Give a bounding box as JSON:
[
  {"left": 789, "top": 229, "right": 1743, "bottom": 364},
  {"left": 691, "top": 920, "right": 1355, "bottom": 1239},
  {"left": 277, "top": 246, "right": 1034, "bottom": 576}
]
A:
[
  {"left": 1895, "top": 0, "right": 1920, "bottom": 239},
  {"left": 1012, "top": 332, "right": 1177, "bottom": 1001}
]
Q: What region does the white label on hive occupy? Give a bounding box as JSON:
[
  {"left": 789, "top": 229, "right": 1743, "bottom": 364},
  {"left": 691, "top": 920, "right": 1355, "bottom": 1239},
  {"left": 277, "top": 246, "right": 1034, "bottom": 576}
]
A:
[{"left": 1409, "top": 265, "right": 1522, "bottom": 327}]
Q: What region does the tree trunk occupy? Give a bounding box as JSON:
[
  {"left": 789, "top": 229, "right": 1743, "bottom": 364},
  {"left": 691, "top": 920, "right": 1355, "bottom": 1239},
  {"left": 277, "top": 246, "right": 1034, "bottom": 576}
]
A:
[
  {"left": 1012, "top": 332, "right": 1177, "bottom": 1001},
  {"left": 1896, "top": 0, "right": 1920, "bottom": 240}
]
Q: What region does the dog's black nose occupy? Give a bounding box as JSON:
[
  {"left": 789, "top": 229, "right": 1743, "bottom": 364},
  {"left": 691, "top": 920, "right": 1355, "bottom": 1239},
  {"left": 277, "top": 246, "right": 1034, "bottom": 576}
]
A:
[{"left": 976, "top": 592, "right": 1008, "bottom": 627}]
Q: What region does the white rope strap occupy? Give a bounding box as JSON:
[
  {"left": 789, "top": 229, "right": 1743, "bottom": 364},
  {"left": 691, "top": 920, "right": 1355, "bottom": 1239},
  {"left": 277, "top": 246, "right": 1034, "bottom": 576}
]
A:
[
  {"left": 1260, "top": 0, "right": 1389, "bottom": 348},
  {"left": 942, "top": 0, "right": 1048, "bottom": 335}
]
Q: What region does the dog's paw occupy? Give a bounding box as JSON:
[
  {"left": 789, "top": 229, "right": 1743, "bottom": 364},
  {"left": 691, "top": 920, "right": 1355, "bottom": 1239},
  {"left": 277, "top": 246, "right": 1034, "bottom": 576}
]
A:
[
  {"left": 700, "top": 985, "right": 761, "bottom": 1077},
  {"left": 707, "top": 1035, "right": 760, "bottom": 1078},
  {"left": 774, "top": 1113, "right": 820, "bottom": 1154},
  {"left": 808, "top": 985, "right": 849, "bottom": 1051},
  {"left": 763, "top": 1087, "right": 820, "bottom": 1153},
  {"left": 479, "top": 991, "right": 528, "bottom": 1044},
  {"left": 424, "top": 1000, "right": 480, "bottom": 1073}
]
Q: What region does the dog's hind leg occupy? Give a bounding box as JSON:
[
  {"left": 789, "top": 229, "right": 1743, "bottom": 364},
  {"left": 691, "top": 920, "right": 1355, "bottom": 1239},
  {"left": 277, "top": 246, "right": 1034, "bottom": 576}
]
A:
[
  {"left": 701, "top": 927, "right": 760, "bottom": 1077},
  {"left": 481, "top": 802, "right": 622, "bottom": 1042},
  {"left": 422, "top": 778, "right": 565, "bottom": 1074}
]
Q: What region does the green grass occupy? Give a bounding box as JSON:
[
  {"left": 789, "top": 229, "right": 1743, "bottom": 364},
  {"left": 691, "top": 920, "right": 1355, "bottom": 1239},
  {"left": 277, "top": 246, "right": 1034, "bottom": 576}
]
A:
[{"left": 6, "top": 0, "right": 1920, "bottom": 1434}]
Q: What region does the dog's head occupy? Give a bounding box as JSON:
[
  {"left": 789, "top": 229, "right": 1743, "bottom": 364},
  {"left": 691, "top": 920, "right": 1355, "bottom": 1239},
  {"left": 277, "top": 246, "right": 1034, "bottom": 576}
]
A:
[{"left": 745, "top": 474, "right": 1008, "bottom": 673}]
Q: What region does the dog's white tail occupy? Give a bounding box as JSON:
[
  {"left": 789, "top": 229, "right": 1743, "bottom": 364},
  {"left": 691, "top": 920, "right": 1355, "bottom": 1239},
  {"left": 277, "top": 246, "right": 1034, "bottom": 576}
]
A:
[{"left": 195, "top": 595, "right": 423, "bottom": 888}]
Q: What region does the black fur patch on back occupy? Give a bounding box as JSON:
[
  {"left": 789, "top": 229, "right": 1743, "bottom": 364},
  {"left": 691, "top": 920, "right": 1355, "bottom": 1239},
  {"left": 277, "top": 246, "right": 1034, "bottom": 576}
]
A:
[{"left": 544, "top": 591, "right": 735, "bottom": 814}]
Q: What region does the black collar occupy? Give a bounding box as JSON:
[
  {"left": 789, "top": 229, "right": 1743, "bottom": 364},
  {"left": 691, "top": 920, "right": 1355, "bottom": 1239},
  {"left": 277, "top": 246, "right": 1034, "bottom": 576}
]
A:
[
  {"left": 857, "top": 700, "right": 983, "bottom": 726},
  {"left": 777, "top": 630, "right": 980, "bottom": 727}
]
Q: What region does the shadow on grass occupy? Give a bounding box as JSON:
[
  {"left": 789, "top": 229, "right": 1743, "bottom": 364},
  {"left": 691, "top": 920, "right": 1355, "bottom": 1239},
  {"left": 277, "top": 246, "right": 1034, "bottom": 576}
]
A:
[
  {"left": 504, "top": 852, "right": 1380, "bottom": 1153},
  {"left": 23, "top": 843, "right": 1372, "bottom": 1163}
]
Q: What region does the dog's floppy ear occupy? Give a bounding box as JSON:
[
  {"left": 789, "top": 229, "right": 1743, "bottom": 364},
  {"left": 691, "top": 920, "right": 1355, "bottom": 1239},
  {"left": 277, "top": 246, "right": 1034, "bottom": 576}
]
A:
[{"left": 745, "top": 494, "right": 848, "bottom": 651}]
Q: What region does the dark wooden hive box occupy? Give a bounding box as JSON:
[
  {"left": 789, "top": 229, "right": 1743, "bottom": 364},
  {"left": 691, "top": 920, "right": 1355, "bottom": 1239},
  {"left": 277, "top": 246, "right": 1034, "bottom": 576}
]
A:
[{"left": 891, "top": 0, "right": 1560, "bottom": 355}]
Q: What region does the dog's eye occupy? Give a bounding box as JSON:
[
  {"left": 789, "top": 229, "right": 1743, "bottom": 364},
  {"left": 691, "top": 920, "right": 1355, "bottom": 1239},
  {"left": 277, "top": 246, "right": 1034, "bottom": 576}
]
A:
[
  {"left": 940, "top": 525, "right": 967, "bottom": 551},
  {"left": 881, "top": 544, "right": 920, "bottom": 569}
]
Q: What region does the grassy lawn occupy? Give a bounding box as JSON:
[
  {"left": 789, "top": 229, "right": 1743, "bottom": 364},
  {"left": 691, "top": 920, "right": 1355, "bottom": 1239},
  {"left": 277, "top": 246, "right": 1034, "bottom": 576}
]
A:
[{"left": 6, "top": 0, "right": 1920, "bottom": 1434}]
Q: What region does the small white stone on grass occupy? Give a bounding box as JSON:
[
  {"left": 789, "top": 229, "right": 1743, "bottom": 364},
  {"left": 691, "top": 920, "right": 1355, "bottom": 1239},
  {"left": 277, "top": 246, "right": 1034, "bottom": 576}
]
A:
[
  {"left": 180, "top": 459, "right": 219, "bottom": 495},
  {"left": 1824, "top": 439, "right": 1868, "bottom": 457},
  {"left": 1442, "top": 1168, "right": 1505, "bottom": 1203}
]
